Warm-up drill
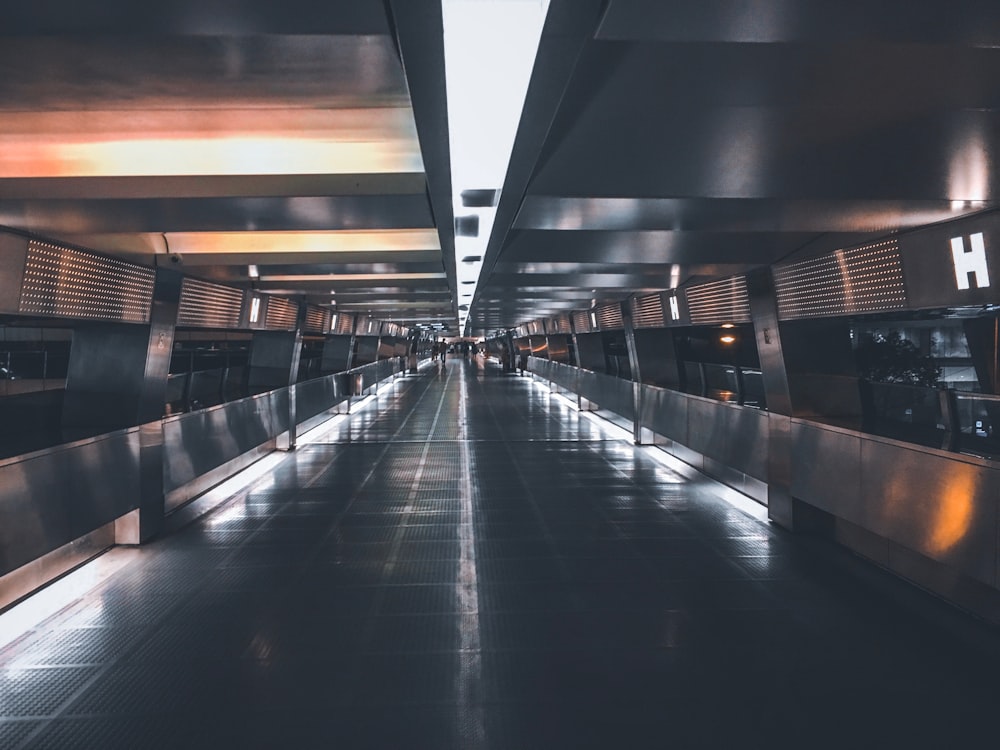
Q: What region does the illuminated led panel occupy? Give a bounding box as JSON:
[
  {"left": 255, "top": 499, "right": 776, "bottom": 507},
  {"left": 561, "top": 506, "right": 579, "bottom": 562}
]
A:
[
  {"left": 19, "top": 240, "right": 154, "bottom": 322},
  {"left": 685, "top": 277, "right": 752, "bottom": 326},
  {"left": 774, "top": 239, "right": 907, "bottom": 319},
  {"left": 630, "top": 294, "right": 665, "bottom": 328},
  {"left": 177, "top": 278, "right": 243, "bottom": 328}
]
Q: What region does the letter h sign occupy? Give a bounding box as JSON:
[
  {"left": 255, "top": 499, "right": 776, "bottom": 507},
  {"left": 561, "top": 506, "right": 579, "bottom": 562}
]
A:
[{"left": 951, "top": 232, "right": 990, "bottom": 290}]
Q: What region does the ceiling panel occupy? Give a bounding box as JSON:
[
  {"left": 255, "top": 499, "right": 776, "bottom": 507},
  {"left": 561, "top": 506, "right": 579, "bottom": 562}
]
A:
[
  {"left": 471, "top": 0, "right": 1000, "bottom": 332},
  {"left": 0, "top": 1, "right": 459, "bottom": 332}
]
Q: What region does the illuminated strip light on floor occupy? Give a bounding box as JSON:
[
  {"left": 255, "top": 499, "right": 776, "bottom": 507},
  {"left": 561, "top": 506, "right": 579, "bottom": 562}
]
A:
[
  {"left": 297, "top": 394, "right": 376, "bottom": 445},
  {"left": 0, "top": 446, "right": 296, "bottom": 649},
  {"left": 0, "top": 369, "right": 431, "bottom": 649},
  {"left": 0, "top": 548, "right": 136, "bottom": 651},
  {"left": 0, "top": 395, "right": 374, "bottom": 645},
  {"left": 528, "top": 374, "right": 769, "bottom": 523}
]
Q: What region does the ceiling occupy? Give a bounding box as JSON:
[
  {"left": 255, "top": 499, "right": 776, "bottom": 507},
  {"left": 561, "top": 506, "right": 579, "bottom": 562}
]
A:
[{"left": 0, "top": 1, "right": 998, "bottom": 335}]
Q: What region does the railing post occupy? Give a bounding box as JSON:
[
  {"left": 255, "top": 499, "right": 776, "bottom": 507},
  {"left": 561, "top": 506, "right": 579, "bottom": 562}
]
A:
[{"left": 621, "top": 300, "right": 643, "bottom": 444}]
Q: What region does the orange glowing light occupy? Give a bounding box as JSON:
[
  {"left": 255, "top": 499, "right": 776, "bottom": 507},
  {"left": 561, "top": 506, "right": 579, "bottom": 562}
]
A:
[
  {"left": 720, "top": 335, "right": 736, "bottom": 344},
  {"left": 927, "top": 472, "right": 975, "bottom": 554}
]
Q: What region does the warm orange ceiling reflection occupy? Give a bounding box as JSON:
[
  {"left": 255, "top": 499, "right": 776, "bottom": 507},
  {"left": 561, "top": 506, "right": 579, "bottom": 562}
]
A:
[
  {"left": 0, "top": 109, "right": 423, "bottom": 177},
  {"left": 165, "top": 230, "right": 441, "bottom": 254},
  {"left": 260, "top": 273, "right": 446, "bottom": 282}
]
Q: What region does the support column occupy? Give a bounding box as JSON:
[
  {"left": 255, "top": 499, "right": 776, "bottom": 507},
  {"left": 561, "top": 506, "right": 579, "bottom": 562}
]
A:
[
  {"left": 62, "top": 268, "right": 182, "bottom": 544},
  {"left": 746, "top": 268, "right": 795, "bottom": 529},
  {"left": 408, "top": 332, "right": 419, "bottom": 373},
  {"left": 503, "top": 331, "right": 516, "bottom": 373},
  {"left": 621, "top": 300, "right": 643, "bottom": 444},
  {"left": 569, "top": 316, "right": 585, "bottom": 410}
]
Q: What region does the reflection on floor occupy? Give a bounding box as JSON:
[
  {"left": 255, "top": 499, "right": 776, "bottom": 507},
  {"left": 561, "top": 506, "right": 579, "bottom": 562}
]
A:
[{"left": 2, "top": 357, "right": 1000, "bottom": 749}]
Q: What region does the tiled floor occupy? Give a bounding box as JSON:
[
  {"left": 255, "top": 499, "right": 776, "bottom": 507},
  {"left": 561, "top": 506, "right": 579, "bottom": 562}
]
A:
[{"left": 2, "top": 357, "right": 1000, "bottom": 748}]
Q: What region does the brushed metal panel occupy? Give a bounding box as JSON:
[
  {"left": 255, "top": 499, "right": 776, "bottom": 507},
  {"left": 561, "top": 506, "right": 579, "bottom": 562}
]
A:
[
  {"left": 671, "top": 442, "right": 704, "bottom": 472},
  {"left": 687, "top": 398, "right": 726, "bottom": 457},
  {"left": 723, "top": 405, "right": 769, "bottom": 481},
  {"left": 0, "top": 430, "right": 140, "bottom": 576},
  {"left": 789, "top": 421, "right": 862, "bottom": 515},
  {"left": 594, "top": 373, "right": 634, "bottom": 422},
  {"left": 640, "top": 385, "right": 687, "bottom": 445},
  {"left": 860, "top": 440, "right": 999, "bottom": 585},
  {"left": 0, "top": 522, "right": 114, "bottom": 612},
  {"left": 164, "top": 442, "right": 275, "bottom": 514},
  {"left": 295, "top": 373, "right": 349, "bottom": 424},
  {"left": 0, "top": 232, "right": 27, "bottom": 314},
  {"left": 547, "top": 360, "right": 580, "bottom": 393},
  {"left": 162, "top": 389, "right": 287, "bottom": 494}
]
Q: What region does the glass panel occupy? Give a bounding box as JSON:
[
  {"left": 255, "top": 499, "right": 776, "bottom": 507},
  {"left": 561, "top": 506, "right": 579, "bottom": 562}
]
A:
[
  {"left": 741, "top": 368, "right": 766, "bottom": 409},
  {"left": 703, "top": 363, "right": 740, "bottom": 403}
]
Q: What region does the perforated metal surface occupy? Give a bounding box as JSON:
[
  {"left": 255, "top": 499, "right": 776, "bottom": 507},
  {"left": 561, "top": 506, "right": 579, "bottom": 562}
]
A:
[
  {"left": 18, "top": 241, "right": 154, "bottom": 323},
  {"left": 303, "top": 304, "right": 329, "bottom": 334},
  {"left": 175, "top": 277, "right": 243, "bottom": 328},
  {"left": 629, "top": 293, "right": 665, "bottom": 328},
  {"left": 572, "top": 309, "right": 592, "bottom": 333},
  {"left": 595, "top": 302, "right": 624, "bottom": 330},
  {"left": 549, "top": 315, "right": 571, "bottom": 334},
  {"left": 774, "top": 238, "right": 907, "bottom": 319},
  {"left": 332, "top": 312, "right": 355, "bottom": 335},
  {"left": 264, "top": 296, "right": 299, "bottom": 330},
  {"left": 684, "top": 275, "right": 752, "bottom": 325}
]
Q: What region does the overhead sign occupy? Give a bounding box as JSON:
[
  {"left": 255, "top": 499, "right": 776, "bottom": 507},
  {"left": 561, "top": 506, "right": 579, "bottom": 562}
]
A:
[
  {"left": 661, "top": 291, "right": 690, "bottom": 326},
  {"left": 950, "top": 232, "right": 989, "bottom": 290},
  {"left": 899, "top": 213, "right": 1000, "bottom": 309}
]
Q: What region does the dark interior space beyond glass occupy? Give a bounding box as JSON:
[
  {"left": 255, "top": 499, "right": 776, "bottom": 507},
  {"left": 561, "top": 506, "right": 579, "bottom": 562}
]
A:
[
  {"left": 602, "top": 331, "right": 631, "bottom": 380},
  {"left": 849, "top": 312, "right": 1000, "bottom": 458},
  {"left": 674, "top": 324, "right": 764, "bottom": 408},
  {"left": 167, "top": 333, "right": 252, "bottom": 414}
]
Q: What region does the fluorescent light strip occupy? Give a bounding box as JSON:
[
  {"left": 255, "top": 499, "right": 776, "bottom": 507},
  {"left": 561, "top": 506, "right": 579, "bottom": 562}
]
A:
[
  {"left": 529, "top": 376, "right": 768, "bottom": 523},
  {"left": 261, "top": 273, "right": 446, "bottom": 282},
  {"left": 166, "top": 229, "right": 441, "bottom": 254}
]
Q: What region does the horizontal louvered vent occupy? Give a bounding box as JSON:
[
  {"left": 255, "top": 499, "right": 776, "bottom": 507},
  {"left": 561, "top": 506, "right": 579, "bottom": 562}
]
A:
[
  {"left": 572, "top": 310, "right": 592, "bottom": 334},
  {"left": 774, "top": 239, "right": 906, "bottom": 319},
  {"left": 333, "top": 312, "right": 354, "bottom": 335},
  {"left": 265, "top": 296, "right": 298, "bottom": 330},
  {"left": 176, "top": 278, "right": 243, "bottom": 328},
  {"left": 685, "top": 276, "right": 751, "bottom": 325},
  {"left": 549, "top": 315, "right": 571, "bottom": 334},
  {"left": 595, "top": 303, "right": 624, "bottom": 330},
  {"left": 630, "top": 294, "right": 665, "bottom": 328},
  {"left": 19, "top": 240, "right": 154, "bottom": 323},
  {"left": 304, "top": 305, "right": 328, "bottom": 334}
]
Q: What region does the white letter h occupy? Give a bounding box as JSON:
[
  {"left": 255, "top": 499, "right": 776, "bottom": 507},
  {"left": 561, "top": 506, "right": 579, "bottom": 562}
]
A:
[{"left": 951, "top": 232, "right": 990, "bottom": 290}]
